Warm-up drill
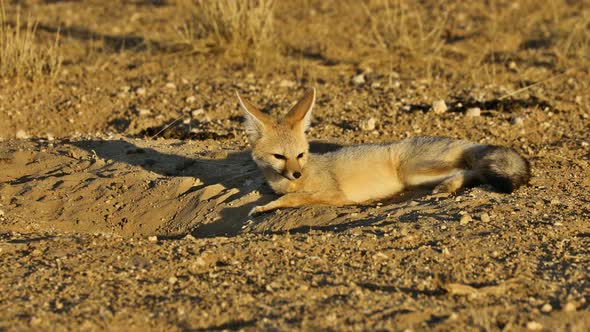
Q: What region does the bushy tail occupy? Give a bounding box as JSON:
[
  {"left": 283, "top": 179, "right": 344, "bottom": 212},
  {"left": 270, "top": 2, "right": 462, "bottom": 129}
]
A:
[{"left": 470, "top": 145, "right": 531, "bottom": 193}]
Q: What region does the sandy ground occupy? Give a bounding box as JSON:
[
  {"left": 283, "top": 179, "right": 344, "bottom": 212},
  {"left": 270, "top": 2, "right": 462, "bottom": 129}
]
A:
[{"left": 1, "top": 1, "right": 590, "bottom": 331}]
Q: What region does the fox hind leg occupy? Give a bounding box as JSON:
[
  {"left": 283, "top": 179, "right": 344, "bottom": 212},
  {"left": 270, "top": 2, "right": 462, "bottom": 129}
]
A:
[{"left": 432, "top": 170, "right": 477, "bottom": 194}]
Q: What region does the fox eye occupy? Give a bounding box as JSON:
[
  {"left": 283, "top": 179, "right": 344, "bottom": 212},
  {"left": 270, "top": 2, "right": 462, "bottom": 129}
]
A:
[
  {"left": 297, "top": 153, "right": 305, "bottom": 159},
  {"left": 273, "top": 154, "right": 286, "bottom": 160}
]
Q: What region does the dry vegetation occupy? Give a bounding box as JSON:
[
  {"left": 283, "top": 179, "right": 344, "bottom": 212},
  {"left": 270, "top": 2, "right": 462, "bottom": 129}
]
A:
[
  {"left": 0, "top": 2, "right": 61, "bottom": 81},
  {"left": 176, "top": 0, "right": 276, "bottom": 66}
]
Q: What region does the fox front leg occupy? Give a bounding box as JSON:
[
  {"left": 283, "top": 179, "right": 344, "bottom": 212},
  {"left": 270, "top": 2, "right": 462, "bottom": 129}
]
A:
[{"left": 248, "top": 192, "right": 352, "bottom": 216}]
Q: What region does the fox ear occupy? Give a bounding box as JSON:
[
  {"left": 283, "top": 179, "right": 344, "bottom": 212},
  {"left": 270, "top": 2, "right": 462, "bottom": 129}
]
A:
[
  {"left": 236, "top": 91, "right": 271, "bottom": 143},
  {"left": 286, "top": 88, "right": 315, "bottom": 132}
]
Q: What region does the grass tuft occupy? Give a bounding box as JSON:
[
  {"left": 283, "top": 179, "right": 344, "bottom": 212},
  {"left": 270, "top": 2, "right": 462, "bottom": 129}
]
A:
[
  {"left": 177, "top": 0, "right": 276, "bottom": 67},
  {"left": 0, "top": 2, "right": 62, "bottom": 81}
]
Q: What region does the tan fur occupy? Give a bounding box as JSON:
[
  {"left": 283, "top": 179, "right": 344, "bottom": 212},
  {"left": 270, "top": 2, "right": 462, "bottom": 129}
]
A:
[{"left": 237, "top": 88, "right": 530, "bottom": 215}]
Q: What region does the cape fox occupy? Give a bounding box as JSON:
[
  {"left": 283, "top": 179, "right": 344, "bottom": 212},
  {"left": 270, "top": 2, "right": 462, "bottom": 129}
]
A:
[{"left": 236, "top": 88, "right": 530, "bottom": 216}]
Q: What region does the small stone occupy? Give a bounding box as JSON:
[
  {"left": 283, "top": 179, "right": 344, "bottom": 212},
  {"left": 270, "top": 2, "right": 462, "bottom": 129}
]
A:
[
  {"left": 465, "top": 107, "right": 481, "bottom": 117},
  {"left": 511, "top": 116, "right": 524, "bottom": 126},
  {"left": 0, "top": 209, "right": 4, "bottom": 218},
  {"left": 479, "top": 212, "right": 491, "bottom": 222},
  {"left": 541, "top": 303, "right": 552, "bottom": 313},
  {"left": 581, "top": 141, "right": 589, "bottom": 147},
  {"left": 16, "top": 129, "right": 29, "bottom": 139},
  {"left": 508, "top": 61, "right": 518, "bottom": 71},
  {"left": 138, "top": 108, "right": 151, "bottom": 116},
  {"left": 165, "top": 82, "right": 176, "bottom": 89},
  {"left": 575, "top": 95, "right": 583, "bottom": 104},
  {"left": 526, "top": 321, "right": 543, "bottom": 331},
  {"left": 563, "top": 302, "right": 576, "bottom": 312},
  {"left": 191, "top": 108, "right": 210, "bottom": 122},
  {"left": 148, "top": 236, "right": 158, "bottom": 242},
  {"left": 460, "top": 214, "right": 472, "bottom": 225},
  {"left": 359, "top": 117, "right": 377, "bottom": 131},
  {"left": 46, "top": 133, "right": 55, "bottom": 141},
  {"left": 432, "top": 100, "right": 448, "bottom": 114},
  {"left": 186, "top": 96, "right": 196, "bottom": 103},
  {"left": 168, "top": 276, "right": 178, "bottom": 285},
  {"left": 279, "top": 79, "right": 296, "bottom": 88},
  {"left": 352, "top": 74, "right": 366, "bottom": 85},
  {"left": 135, "top": 87, "right": 146, "bottom": 96}
]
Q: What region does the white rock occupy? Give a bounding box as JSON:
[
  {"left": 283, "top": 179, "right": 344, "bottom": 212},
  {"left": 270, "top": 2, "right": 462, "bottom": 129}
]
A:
[
  {"left": 359, "top": 117, "right": 377, "bottom": 131},
  {"left": 512, "top": 116, "right": 524, "bottom": 126},
  {"left": 165, "top": 82, "right": 176, "bottom": 89},
  {"left": 460, "top": 214, "right": 472, "bottom": 225},
  {"left": 135, "top": 87, "right": 147, "bottom": 96},
  {"left": 480, "top": 212, "right": 491, "bottom": 223},
  {"left": 148, "top": 236, "right": 158, "bottom": 242},
  {"left": 564, "top": 302, "right": 576, "bottom": 312},
  {"left": 432, "top": 100, "right": 448, "bottom": 114},
  {"left": 191, "top": 108, "right": 207, "bottom": 120},
  {"left": 352, "top": 74, "right": 366, "bottom": 85},
  {"left": 16, "top": 129, "right": 29, "bottom": 139},
  {"left": 526, "top": 321, "right": 543, "bottom": 331},
  {"left": 541, "top": 303, "right": 552, "bottom": 313},
  {"left": 138, "top": 109, "right": 151, "bottom": 116},
  {"left": 186, "top": 96, "right": 196, "bottom": 103},
  {"left": 465, "top": 107, "right": 481, "bottom": 117},
  {"left": 278, "top": 79, "right": 296, "bottom": 88},
  {"left": 168, "top": 276, "right": 178, "bottom": 284}
]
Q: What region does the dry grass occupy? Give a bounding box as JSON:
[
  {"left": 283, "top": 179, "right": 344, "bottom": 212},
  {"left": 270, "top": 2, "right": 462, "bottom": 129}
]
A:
[
  {"left": 0, "top": 2, "right": 61, "bottom": 81},
  {"left": 359, "top": 0, "right": 450, "bottom": 78},
  {"left": 176, "top": 0, "right": 276, "bottom": 67}
]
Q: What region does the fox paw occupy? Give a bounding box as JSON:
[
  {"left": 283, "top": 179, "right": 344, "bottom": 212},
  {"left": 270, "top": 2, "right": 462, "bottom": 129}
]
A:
[{"left": 248, "top": 206, "right": 264, "bottom": 216}]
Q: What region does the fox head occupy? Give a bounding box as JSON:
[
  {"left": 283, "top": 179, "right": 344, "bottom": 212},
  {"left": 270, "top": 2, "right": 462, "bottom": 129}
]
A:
[{"left": 236, "top": 88, "right": 315, "bottom": 181}]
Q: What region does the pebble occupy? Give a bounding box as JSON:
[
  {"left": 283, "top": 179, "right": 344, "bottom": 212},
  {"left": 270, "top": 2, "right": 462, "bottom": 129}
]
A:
[
  {"left": 563, "top": 302, "right": 576, "bottom": 312},
  {"left": 279, "top": 79, "right": 296, "bottom": 88},
  {"left": 191, "top": 108, "right": 210, "bottom": 122},
  {"left": 135, "top": 87, "right": 146, "bottom": 96},
  {"left": 575, "top": 95, "right": 582, "bottom": 104},
  {"left": 465, "top": 107, "right": 481, "bottom": 117},
  {"left": 512, "top": 116, "right": 524, "bottom": 126},
  {"left": 186, "top": 96, "right": 196, "bottom": 103},
  {"left": 46, "top": 133, "right": 55, "bottom": 141},
  {"left": 352, "top": 74, "right": 366, "bottom": 85},
  {"left": 0, "top": 209, "right": 4, "bottom": 218},
  {"left": 479, "top": 212, "right": 491, "bottom": 222},
  {"left": 460, "top": 214, "right": 472, "bottom": 225},
  {"left": 432, "top": 100, "right": 447, "bottom": 114},
  {"left": 138, "top": 109, "right": 151, "bottom": 116},
  {"left": 526, "top": 321, "right": 543, "bottom": 331},
  {"left": 165, "top": 82, "right": 176, "bottom": 89},
  {"left": 168, "top": 276, "right": 178, "bottom": 285},
  {"left": 541, "top": 303, "right": 552, "bottom": 313},
  {"left": 359, "top": 117, "right": 377, "bottom": 131},
  {"left": 16, "top": 129, "right": 29, "bottom": 139},
  {"left": 148, "top": 236, "right": 158, "bottom": 242}
]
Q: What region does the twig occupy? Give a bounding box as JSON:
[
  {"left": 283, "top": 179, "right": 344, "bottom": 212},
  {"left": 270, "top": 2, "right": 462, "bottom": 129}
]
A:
[
  {"left": 498, "top": 68, "right": 575, "bottom": 100},
  {"left": 150, "top": 115, "right": 186, "bottom": 139}
]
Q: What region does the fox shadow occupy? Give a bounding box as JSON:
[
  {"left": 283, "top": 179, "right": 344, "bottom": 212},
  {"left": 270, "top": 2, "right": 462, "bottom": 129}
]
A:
[{"left": 74, "top": 139, "right": 409, "bottom": 237}]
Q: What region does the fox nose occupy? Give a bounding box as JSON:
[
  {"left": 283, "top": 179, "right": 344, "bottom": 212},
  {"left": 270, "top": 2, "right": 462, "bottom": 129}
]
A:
[{"left": 293, "top": 171, "right": 301, "bottom": 179}]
